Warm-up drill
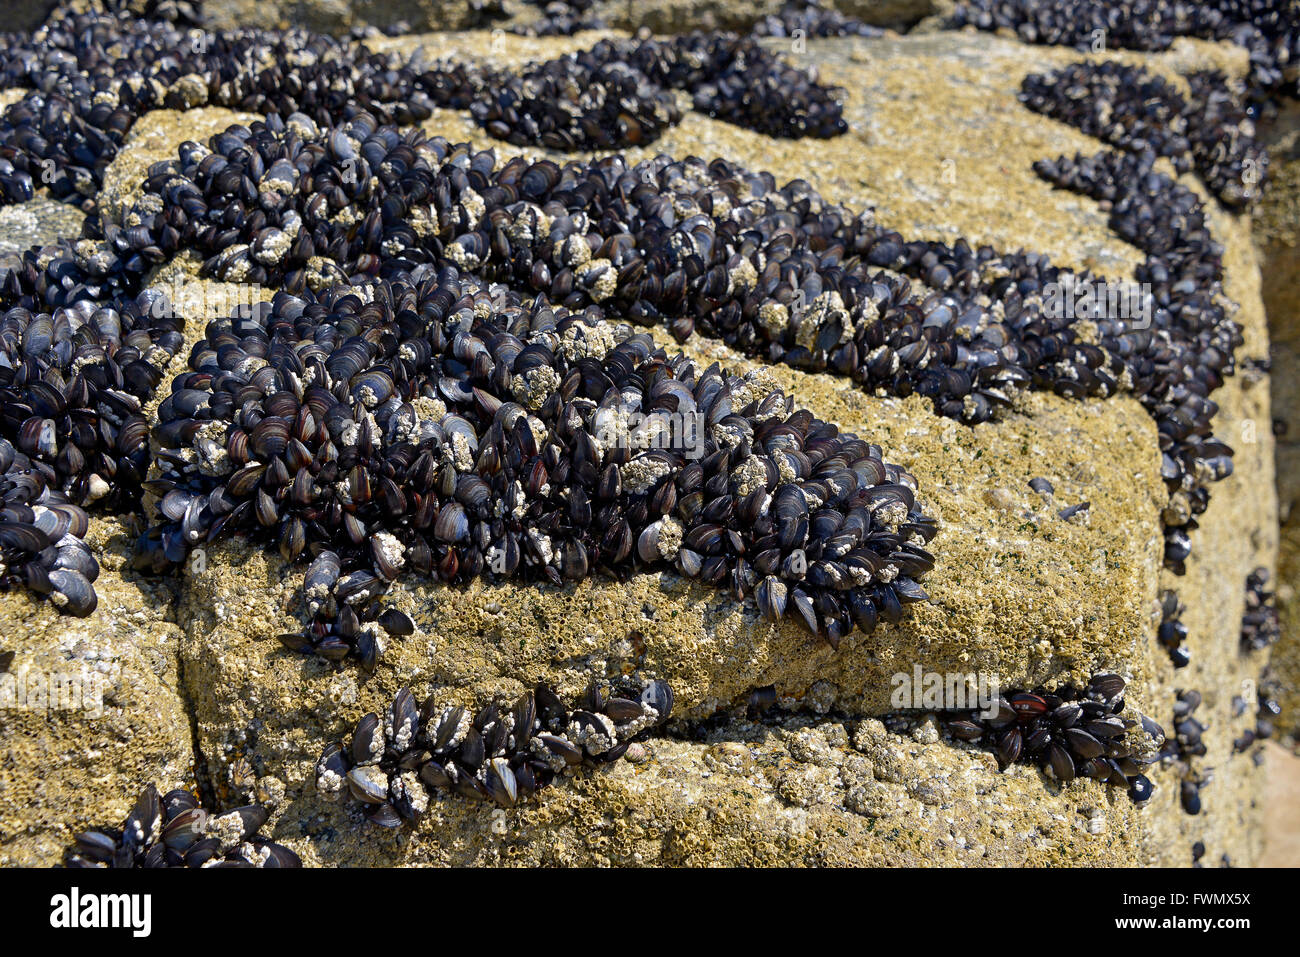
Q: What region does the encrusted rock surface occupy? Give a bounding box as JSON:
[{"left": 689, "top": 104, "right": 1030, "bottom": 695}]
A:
[
  {"left": 0, "top": 27, "right": 1278, "bottom": 866},
  {"left": 0, "top": 198, "right": 85, "bottom": 255},
  {"left": 0, "top": 518, "right": 194, "bottom": 867}
]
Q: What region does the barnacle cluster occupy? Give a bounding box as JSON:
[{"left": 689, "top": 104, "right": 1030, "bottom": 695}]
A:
[
  {"left": 317, "top": 679, "right": 673, "bottom": 826},
  {"left": 65, "top": 783, "right": 300, "bottom": 867}
]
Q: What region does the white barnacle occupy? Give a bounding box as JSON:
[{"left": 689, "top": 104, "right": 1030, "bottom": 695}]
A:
[
  {"left": 591, "top": 403, "right": 631, "bottom": 456},
  {"left": 620, "top": 454, "right": 671, "bottom": 495},
  {"left": 510, "top": 366, "right": 561, "bottom": 411},
  {"left": 317, "top": 763, "right": 345, "bottom": 795},
  {"left": 873, "top": 501, "right": 908, "bottom": 528},
  {"left": 205, "top": 810, "right": 250, "bottom": 852},
  {"left": 567, "top": 711, "right": 617, "bottom": 756},
  {"left": 653, "top": 517, "right": 684, "bottom": 561},
  {"left": 387, "top": 710, "right": 418, "bottom": 753},
  {"left": 449, "top": 430, "right": 475, "bottom": 471},
  {"left": 373, "top": 532, "right": 405, "bottom": 574},
  {"left": 527, "top": 528, "right": 555, "bottom": 566},
  {"left": 793, "top": 291, "right": 851, "bottom": 353},
  {"left": 730, "top": 455, "right": 769, "bottom": 497},
  {"left": 758, "top": 300, "right": 789, "bottom": 339},
  {"left": 193, "top": 420, "right": 231, "bottom": 476},
  {"left": 726, "top": 257, "right": 757, "bottom": 296}
]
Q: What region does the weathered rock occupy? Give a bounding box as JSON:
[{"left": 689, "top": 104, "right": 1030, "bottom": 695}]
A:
[
  {"left": 0, "top": 518, "right": 194, "bottom": 867},
  {"left": 152, "top": 29, "right": 1274, "bottom": 866},
  {"left": 0, "top": 197, "right": 85, "bottom": 254},
  {"left": 0, "top": 24, "right": 1276, "bottom": 866},
  {"left": 289, "top": 714, "right": 1163, "bottom": 866}
]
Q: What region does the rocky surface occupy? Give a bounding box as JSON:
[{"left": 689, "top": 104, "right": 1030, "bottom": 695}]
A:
[
  {"left": 1256, "top": 100, "right": 1300, "bottom": 744},
  {"left": 0, "top": 198, "right": 85, "bottom": 255},
  {"left": 6, "top": 0, "right": 58, "bottom": 32},
  {"left": 0, "top": 26, "right": 1280, "bottom": 866},
  {"left": 0, "top": 517, "right": 194, "bottom": 867},
  {"left": 197, "top": 0, "right": 943, "bottom": 36}
]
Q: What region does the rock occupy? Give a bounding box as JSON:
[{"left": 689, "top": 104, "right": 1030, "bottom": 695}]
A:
[
  {"left": 0, "top": 25, "right": 1276, "bottom": 867},
  {"left": 0, "top": 197, "right": 85, "bottom": 255},
  {"left": 4, "top": 0, "right": 57, "bottom": 32},
  {"left": 1255, "top": 100, "right": 1300, "bottom": 742},
  {"left": 269, "top": 714, "right": 1170, "bottom": 866},
  {"left": 0, "top": 518, "right": 194, "bottom": 867},
  {"left": 160, "top": 29, "right": 1272, "bottom": 866}
]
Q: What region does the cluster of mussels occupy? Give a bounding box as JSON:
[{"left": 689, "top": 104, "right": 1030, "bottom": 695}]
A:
[
  {"left": 139, "top": 269, "right": 936, "bottom": 657},
  {"left": 1233, "top": 672, "right": 1281, "bottom": 756},
  {"left": 511, "top": 0, "right": 606, "bottom": 37},
  {"left": 1033, "top": 147, "right": 1240, "bottom": 573},
  {"left": 1161, "top": 688, "right": 1210, "bottom": 815},
  {"left": 947, "top": 673, "right": 1161, "bottom": 801},
  {"left": 0, "top": 286, "right": 183, "bottom": 614},
  {"left": 493, "top": 29, "right": 850, "bottom": 142},
  {"left": 1158, "top": 588, "right": 1190, "bottom": 669},
  {"left": 0, "top": 291, "right": 181, "bottom": 502},
  {"left": 753, "top": 1, "right": 885, "bottom": 39},
  {"left": 278, "top": 550, "right": 415, "bottom": 669},
  {"left": 65, "top": 783, "right": 300, "bottom": 867},
  {"left": 466, "top": 40, "right": 684, "bottom": 151},
  {"left": 116, "top": 106, "right": 1238, "bottom": 574},
  {"left": 951, "top": 0, "right": 1299, "bottom": 103},
  {"left": 571, "top": 33, "right": 848, "bottom": 141},
  {"left": 0, "top": 437, "right": 99, "bottom": 615},
  {"left": 0, "top": 0, "right": 1247, "bottom": 579},
  {"left": 1020, "top": 61, "right": 1269, "bottom": 208},
  {"left": 0, "top": 107, "right": 1242, "bottom": 627},
  {"left": 317, "top": 678, "right": 673, "bottom": 826},
  {"left": 0, "top": 8, "right": 847, "bottom": 220},
  {"left": 1240, "top": 566, "right": 1281, "bottom": 652}
]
